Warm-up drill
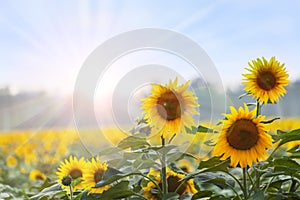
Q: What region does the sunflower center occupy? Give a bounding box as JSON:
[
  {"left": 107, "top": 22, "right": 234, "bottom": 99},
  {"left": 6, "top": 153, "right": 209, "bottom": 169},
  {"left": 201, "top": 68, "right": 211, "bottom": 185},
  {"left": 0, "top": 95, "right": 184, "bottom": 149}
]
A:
[
  {"left": 157, "top": 91, "right": 181, "bottom": 120},
  {"left": 35, "top": 175, "right": 44, "bottom": 180},
  {"left": 69, "top": 169, "right": 82, "bottom": 179},
  {"left": 226, "top": 119, "right": 259, "bottom": 150},
  {"left": 256, "top": 71, "right": 276, "bottom": 91},
  {"left": 94, "top": 169, "right": 104, "bottom": 183},
  {"left": 157, "top": 175, "right": 187, "bottom": 195}
]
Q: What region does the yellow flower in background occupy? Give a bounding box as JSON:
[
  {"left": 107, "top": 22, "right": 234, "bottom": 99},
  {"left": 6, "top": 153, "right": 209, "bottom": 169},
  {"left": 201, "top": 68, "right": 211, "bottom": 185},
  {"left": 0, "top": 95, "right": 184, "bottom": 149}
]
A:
[
  {"left": 142, "top": 77, "right": 199, "bottom": 138},
  {"left": 269, "top": 117, "right": 300, "bottom": 150},
  {"left": 6, "top": 155, "right": 18, "bottom": 167},
  {"left": 56, "top": 156, "right": 86, "bottom": 191},
  {"left": 142, "top": 168, "right": 197, "bottom": 199},
  {"left": 213, "top": 104, "right": 273, "bottom": 168},
  {"left": 243, "top": 56, "right": 289, "bottom": 104},
  {"left": 82, "top": 157, "right": 109, "bottom": 194},
  {"left": 29, "top": 169, "right": 46, "bottom": 181},
  {"left": 177, "top": 159, "right": 195, "bottom": 173}
]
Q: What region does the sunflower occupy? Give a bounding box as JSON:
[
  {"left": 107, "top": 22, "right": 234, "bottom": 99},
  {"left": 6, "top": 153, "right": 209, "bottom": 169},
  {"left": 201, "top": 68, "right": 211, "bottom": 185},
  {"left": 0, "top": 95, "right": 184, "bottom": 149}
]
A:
[
  {"left": 6, "top": 155, "right": 18, "bottom": 167},
  {"left": 242, "top": 56, "right": 289, "bottom": 104},
  {"left": 82, "top": 157, "right": 109, "bottom": 194},
  {"left": 56, "top": 156, "right": 86, "bottom": 191},
  {"left": 142, "top": 77, "right": 199, "bottom": 138},
  {"left": 213, "top": 104, "right": 273, "bottom": 168},
  {"left": 29, "top": 169, "right": 46, "bottom": 181},
  {"left": 142, "top": 168, "right": 197, "bottom": 199}
]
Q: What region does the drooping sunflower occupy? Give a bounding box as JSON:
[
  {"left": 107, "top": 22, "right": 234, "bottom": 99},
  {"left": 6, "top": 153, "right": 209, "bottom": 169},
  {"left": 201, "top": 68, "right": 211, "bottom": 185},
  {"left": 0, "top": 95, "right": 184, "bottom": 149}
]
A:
[
  {"left": 242, "top": 56, "right": 289, "bottom": 104},
  {"left": 142, "top": 77, "right": 199, "bottom": 138},
  {"left": 142, "top": 168, "right": 197, "bottom": 199},
  {"left": 56, "top": 156, "right": 86, "bottom": 191},
  {"left": 82, "top": 157, "right": 109, "bottom": 194},
  {"left": 213, "top": 104, "right": 273, "bottom": 168},
  {"left": 29, "top": 169, "right": 46, "bottom": 181}
]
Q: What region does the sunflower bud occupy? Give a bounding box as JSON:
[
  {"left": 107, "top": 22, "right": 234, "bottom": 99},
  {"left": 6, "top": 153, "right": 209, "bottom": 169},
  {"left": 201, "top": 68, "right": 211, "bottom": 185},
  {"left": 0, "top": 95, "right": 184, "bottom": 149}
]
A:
[{"left": 62, "top": 175, "right": 72, "bottom": 186}]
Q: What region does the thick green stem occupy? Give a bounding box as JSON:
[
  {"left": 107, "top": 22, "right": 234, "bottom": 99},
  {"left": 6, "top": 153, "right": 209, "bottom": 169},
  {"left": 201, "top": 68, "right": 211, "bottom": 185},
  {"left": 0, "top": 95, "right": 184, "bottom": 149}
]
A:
[
  {"left": 161, "top": 135, "right": 168, "bottom": 198},
  {"left": 243, "top": 168, "right": 248, "bottom": 199},
  {"left": 69, "top": 185, "right": 73, "bottom": 200},
  {"left": 255, "top": 168, "right": 260, "bottom": 189},
  {"left": 253, "top": 100, "right": 261, "bottom": 191}
]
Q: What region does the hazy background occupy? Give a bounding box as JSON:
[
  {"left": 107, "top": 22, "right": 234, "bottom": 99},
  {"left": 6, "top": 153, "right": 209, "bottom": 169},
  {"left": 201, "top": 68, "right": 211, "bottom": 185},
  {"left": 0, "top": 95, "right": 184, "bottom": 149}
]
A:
[{"left": 1, "top": 0, "right": 300, "bottom": 130}]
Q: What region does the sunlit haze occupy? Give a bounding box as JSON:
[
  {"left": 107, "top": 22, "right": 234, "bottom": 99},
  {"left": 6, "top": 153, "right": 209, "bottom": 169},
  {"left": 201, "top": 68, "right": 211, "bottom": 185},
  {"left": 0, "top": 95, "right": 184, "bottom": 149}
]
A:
[{"left": 1, "top": 1, "right": 300, "bottom": 94}]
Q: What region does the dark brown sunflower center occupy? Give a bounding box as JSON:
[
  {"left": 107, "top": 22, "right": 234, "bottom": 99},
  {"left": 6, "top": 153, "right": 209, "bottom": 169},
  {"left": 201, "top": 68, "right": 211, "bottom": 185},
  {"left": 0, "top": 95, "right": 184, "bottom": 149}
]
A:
[
  {"left": 226, "top": 119, "right": 259, "bottom": 150},
  {"left": 156, "top": 91, "right": 181, "bottom": 121},
  {"left": 35, "top": 175, "right": 44, "bottom": 180},
  {"left": 157, "top": 175, "right": 187, "bottom": 196},
  {"left": 256, "top": 71, "right": 276, "bottom": 91},
  {"left": 69, "top": 169, "right": 82, "bottom": 179},
  {"left": 94, "top": 169, "right": 104, "bottom": 183}
]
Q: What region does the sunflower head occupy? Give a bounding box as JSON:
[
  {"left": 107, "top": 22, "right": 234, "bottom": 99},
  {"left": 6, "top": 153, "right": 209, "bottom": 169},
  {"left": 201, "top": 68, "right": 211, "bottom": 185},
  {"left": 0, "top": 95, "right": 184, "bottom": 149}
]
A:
[
  {"left": 242, "top": 56, "right": 289, "bottom": 104},
  {"left": 213, "top": 104, "right": 273, "bottom": 168},
  {"left": 56, "top": 156, "right": 86, "bottom": 191},
  {"left": 142, "top": 78, "right": 200, "bottom": 138},
  {"left": 82, "top": 157, "right": 109, "bottom": 194},
  {"left": 142, "top": 168, "right": 197, "bottom": 199},
  {"left": 6, "top": 155, "right": 18, "bottom": 167},
  {"left": 29, "top": 169, "right": 46, "bottom": 181}
]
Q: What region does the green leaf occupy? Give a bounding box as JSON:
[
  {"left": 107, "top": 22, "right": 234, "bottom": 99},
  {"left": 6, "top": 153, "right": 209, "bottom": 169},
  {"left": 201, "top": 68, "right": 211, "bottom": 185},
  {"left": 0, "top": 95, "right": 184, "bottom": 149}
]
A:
[
  {"left": 133, "top": 157, "right": 156, "bottom": 170},
  {"left": 29, "top": 184, "right": 62, "bottom": 200},
  {"left": 198, "top": 157, "right": 223, "bottom": 169},
  {"left": 272, "top": 157, "right": 300, "bottom": 175},
  {"left": 277, "top": 129, "right": 287, "bottom": 135},
  {"left": 261, "top": 117, "right": 280, "bottom": 124},
  {"left": 118, "top": 136, "right": 150, "bottom": 150},
  {"left": 197, "top": 125, "right": 214, "bottom": 133},
  {"left": 186, "top": 125, "right": 215, "bottom": 134},
  {"left": 246, "top": 103, "right": 257, "bottom": 107},
  {"left": 157, "top": 145, "right": 178, "bottom": 155},
  {"left": 99, "top": 147, "right": 122, "bottom": 156},
  {"left": 204, "top": 139, "right": 215, "bottom": 146},
  {"left": 185, "top": 126, "right": 198, "bottom": 134},
  {"left": 202, "top": 177, "right": 234, "bottom": 189},
  {"left": 266, "top": 179, "right": 290, "bottom": 191},
  {"left": 71, "top": 177, "right": 82, "bottom": 187},
  {"left": 95, "top": 172, "right": 142, "bottom": 188},
  {"left": 192, "top": 190, "right": 213, "bottom": 200},
  {"left": 277, "top": 128, "right": 300, "bottom": 147},
  {"left": 238, "top": 92, "right": 250, "bottom": 99},
  {"left": 198, "top": 157, "right": 230, "bottom": 173},
  {"left": 287, "top": 145, "right": 300, "bottom": 153},
  {"left": 183, "top": 158, "right": 230, "bottom": 181},
  {"left": 249, "top": 190, "right": 264, "bottom": 200},
  {"left": 162, "top": 193, "right": 179, "bottom": 200},
  {"left": 97, "top": 181, "right": 136, "bottom": 200},
  {"left": 73, "top": 193, "right": 83, "bottom": 200},
  {"left": 102, "top": 167, "right": 123, "bottom": 181},
  {"left": 271, "top": 134, "right": 281, "bottom": 143}
]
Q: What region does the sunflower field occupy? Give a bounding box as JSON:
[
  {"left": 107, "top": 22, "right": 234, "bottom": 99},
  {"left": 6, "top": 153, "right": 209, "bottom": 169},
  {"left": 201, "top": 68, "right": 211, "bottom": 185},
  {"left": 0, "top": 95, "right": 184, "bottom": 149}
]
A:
[{"left": 1, "top": 56, "right": 300, "bottom": 200}]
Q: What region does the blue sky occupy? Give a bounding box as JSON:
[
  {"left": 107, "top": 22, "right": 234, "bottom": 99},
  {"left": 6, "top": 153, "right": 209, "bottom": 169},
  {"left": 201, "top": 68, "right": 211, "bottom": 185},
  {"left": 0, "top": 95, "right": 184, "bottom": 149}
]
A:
[{"left": 1, "top": 0, "right": 300, "bottom": 94}]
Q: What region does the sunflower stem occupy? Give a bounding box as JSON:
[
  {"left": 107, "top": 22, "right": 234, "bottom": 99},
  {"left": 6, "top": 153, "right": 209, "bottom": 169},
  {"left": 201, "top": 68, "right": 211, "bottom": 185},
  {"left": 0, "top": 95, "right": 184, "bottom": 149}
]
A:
[
  {"left": 243, "top": 167, "right": 248, "bottom": 199},
  {"left": 168, "top": 133, "right": 177, "bottom": 144},
  {"left": 254, "top": 100, "right": 261, "bottom": 191},
  {"left": 226, "top": 171, "right": 245, "bottom": 193},
  {"left": 69, "top": 185, "right": 73, "bottom": 200},
  {"left": 255, "top": 167, "right": 260, "bottom": 189},
  {"left": 161, "top": 135, "right": 168, "bottom": 198},
  {"left": 256, "top": 100, "right": 261, "bottom": 116}
]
